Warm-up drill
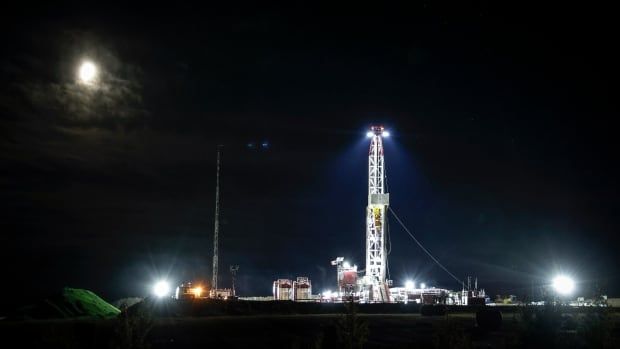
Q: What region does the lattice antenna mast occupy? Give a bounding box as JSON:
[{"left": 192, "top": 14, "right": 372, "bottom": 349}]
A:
[
  {"left": 365, "top": 126, "right": 390, "bottom": 302},
  {"left": 230, "top": 265, "right": 239, "bottom": 296},
  {"left": 212, "top": 146, "right": 222, "bottom": 291}
]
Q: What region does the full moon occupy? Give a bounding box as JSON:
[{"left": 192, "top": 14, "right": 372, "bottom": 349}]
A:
[{"left": 78, "top": 61, "right": 98, "bottom": 84}]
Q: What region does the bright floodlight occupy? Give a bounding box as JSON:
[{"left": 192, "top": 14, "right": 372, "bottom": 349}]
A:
[
  {"left": 382, "top": 131, "right": 390, "bottom": 137},
  {"left": 193, "top": 286, "right": 203, "bottom": 297},
  {"left": 153, "top": 280, "right": 170, "bottom": 298},
  {"left": 366, "top": 131, "right": 374, "bottom": 138},
  {"left": 343, "top": 261, "right": 351, "bottom": 269},
  {"left": 78, "top": 61, "right": 97, "bottom": 84},
  {"left": 405, "top": 280, "right": 415, "bottom": 291},
  {"left": 421, "top": 283, "right": 426, "bottom": 289},
  {"left": 552, "top": 275, "right": 575, "bottom": 295}
]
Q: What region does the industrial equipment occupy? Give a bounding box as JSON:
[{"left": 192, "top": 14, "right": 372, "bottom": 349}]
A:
[{"left": 361, "top": 125, "right": 391, "bottom": 302}]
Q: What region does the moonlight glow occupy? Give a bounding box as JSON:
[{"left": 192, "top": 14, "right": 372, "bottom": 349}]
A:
[{"left": 78, "top": 61, "right": 98, "bottom": 84}]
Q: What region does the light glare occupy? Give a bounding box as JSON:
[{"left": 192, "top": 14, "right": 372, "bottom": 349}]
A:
[
  {"left": 153, "top": 280, "right": 170, "bottom": 298},
  {"left": 405, "top": 280, "right": 415, "bottom": 290},
  {"left": 382, "top": 131, "right": 390, "bottom": 137},
  {"left": 366, "top": 131, "right": 374, "bottom": 138},
  {"left": 552, "top": 275, "right": 575, "bottom": 295}
]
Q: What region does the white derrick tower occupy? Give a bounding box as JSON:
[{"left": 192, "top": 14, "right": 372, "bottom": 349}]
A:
[{"left": 362, "top": 125, "right": 390, "bottom": 302}]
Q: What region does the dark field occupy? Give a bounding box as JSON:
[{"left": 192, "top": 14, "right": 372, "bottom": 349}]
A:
[
  {"left": 0, "top": 300, "right": 620, "bottom": 348},
  {"left": 0, "top": 314, "right": 477, "bottom": 348},
  {"left": 1, "top": 303, "right": 619, "bottom": 348}
]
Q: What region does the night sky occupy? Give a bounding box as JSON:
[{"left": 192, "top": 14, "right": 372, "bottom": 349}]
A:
[{"left": 1, "top": 2, "right": 618, "bottom": 310}]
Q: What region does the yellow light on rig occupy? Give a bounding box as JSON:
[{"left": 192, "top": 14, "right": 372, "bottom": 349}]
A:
[{"left": 192, "top": 287, "right": 203, "bottom": 297}]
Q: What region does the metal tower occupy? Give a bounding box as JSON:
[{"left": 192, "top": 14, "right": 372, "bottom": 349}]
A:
[
  {"left": 211, "top": 146, "right": 222, "bottom": 291},
  {"left": 230, "top": 265, "right": 239, "bottom": 296},
  {"left": 363, "top": 125, "right": 390, "bottom": 302}
]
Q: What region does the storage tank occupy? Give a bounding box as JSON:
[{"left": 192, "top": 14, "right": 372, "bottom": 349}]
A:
[
  {"left": 293, "top": 277, "right": 312, "bottom": 301},
  {"left": 340, "top": 270, "right": 358, "bottom": 288},
  {"left": 272, "top": 279, "right": 293, "bottom": 300},
  {"left": 175, "top": 282, "right": 197, "bottom": 300}
]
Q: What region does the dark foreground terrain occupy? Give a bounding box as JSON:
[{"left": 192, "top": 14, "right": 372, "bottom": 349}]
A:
[{"left": 1, "top": 302, "right": 619, "bottom": 348}]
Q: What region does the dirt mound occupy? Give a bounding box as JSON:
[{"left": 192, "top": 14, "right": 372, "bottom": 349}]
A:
[
  {"left": 12, "top": 287, "right": 120, "bottom": 319},
  {"left": 112, "top": 297, "right": 143, "bottom": 309}
]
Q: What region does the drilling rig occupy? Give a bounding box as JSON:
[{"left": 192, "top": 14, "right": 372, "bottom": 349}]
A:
[{"left": 360, "top": 125, "right": 391, "bottom": 302}]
